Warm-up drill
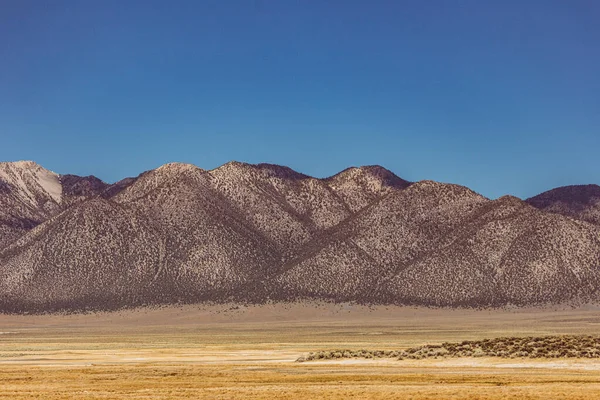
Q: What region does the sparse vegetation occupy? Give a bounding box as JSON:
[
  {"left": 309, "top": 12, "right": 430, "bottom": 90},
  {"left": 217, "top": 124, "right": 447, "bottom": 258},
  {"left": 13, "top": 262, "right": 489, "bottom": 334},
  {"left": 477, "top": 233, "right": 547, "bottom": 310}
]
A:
[
  {"left": 298, "top": 335, "right": 600, "bottom": 362},
  {"left": 4, "top": 307, "right": 600, "bottom": 399}
]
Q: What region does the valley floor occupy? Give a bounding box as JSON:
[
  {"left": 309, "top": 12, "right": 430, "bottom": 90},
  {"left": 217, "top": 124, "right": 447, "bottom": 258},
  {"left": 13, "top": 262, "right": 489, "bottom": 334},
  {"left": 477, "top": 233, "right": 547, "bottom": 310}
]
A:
[{"left": 1, "top": 303, "right": 600, "bottom": 399}]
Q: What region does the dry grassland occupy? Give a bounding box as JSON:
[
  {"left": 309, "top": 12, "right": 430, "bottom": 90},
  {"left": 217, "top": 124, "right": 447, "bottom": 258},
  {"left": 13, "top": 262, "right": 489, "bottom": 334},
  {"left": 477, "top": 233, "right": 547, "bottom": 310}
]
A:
[{"left": 2, "top": 303, "right": 600, "bottom": 399}]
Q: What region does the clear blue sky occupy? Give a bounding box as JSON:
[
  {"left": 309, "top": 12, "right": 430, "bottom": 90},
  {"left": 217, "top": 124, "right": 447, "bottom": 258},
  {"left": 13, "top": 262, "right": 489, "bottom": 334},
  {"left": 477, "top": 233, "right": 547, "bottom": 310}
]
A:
[{"left": 1, "top": 0, "right": 598, "bottom": 199}]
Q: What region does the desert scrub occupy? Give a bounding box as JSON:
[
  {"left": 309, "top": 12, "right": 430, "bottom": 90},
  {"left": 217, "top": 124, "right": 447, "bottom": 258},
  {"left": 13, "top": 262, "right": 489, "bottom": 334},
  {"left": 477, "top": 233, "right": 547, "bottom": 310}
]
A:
[
  {"left": 297, "top": 349, "right": 402, "bottom": 362},
  {"left": 296, "top": 335, "right": 600, "bottom": 362}
]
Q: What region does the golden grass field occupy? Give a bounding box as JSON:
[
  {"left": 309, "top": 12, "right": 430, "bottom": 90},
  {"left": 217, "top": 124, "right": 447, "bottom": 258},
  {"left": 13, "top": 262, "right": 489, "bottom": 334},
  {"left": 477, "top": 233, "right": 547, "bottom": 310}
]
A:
[{"left": 2, "top": 303, "right": 600, "bottom": 399}]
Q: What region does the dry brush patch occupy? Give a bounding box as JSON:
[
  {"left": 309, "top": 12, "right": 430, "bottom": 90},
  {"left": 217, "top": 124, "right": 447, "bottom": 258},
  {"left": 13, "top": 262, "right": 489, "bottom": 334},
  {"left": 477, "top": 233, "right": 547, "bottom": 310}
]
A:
[{"left": 297, "top": 335, "right": 600, "bottom": 362}]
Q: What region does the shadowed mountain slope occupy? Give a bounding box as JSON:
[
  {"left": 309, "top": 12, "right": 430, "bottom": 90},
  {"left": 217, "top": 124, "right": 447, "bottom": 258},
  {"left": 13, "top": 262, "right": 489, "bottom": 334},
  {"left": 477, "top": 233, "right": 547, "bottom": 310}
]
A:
[{"left": 526, "top": 185, "right": 600, "bottom": 226}]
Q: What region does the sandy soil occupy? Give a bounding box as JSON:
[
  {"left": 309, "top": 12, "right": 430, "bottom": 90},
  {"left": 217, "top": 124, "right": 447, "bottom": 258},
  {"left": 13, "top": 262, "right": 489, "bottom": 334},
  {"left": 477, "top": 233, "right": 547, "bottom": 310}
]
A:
[{"left": 2, "top": 303, "right": 600, "bottom": 398}]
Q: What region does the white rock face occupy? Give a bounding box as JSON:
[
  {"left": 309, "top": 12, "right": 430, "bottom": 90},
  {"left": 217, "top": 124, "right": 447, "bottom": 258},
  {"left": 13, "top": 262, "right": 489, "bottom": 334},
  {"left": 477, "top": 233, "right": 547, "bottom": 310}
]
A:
[
  {"left": 0, "top": 161, "right": 66, "bottom": 247},
  {"left": 0, "top": 161, "right": 128, "bottom": 249},
  {"left": 0, "top": 161, "right": 64, "bottom": 248},
  {"left": 0, "top": 161, "right": 62, "bottom": 208}
]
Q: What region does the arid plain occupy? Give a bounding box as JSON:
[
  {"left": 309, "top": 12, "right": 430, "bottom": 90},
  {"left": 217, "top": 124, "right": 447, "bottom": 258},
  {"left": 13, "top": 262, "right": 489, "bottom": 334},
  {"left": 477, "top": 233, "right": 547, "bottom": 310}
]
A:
[{"left": 2, "top": 303, "right": 600, "bottom": 399}]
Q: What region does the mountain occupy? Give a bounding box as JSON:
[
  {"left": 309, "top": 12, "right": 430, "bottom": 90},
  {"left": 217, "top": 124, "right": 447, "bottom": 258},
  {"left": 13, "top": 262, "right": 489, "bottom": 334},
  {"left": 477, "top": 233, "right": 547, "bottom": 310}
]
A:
[
  {"left": 0, "top": 161, "right": 63, "bottom": 249},
  {"left": 0, "top": 160, "right": 599, "bottom": 312},
  {"left": 269, "top": 184, "right": 600, "bottom": 306},
  {"left": 324, "top": 165, "right": 411, "bottom": 212},
  {"left": 0, "top": 161, "right": 134, "bottom": 249},
  {"left": 0, "top": 198, "right": 162, "bottom": 311},
  {"left": 526, "top": 185, "right": 600, "bottom": 226}
]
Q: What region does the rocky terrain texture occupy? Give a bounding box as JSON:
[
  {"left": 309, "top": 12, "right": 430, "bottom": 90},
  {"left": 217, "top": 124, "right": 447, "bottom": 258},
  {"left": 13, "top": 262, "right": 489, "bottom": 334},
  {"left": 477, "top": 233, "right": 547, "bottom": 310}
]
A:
[
  {"left": 0, "top": 160, "right": 599, "bottom": 312},
  {"left": 526, "top": 184, "right": 600, "bottom": 226}
]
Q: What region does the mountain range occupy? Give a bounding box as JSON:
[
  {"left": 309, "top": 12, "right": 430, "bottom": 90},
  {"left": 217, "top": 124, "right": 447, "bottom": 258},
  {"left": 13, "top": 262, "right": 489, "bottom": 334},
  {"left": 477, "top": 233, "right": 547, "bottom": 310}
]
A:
[{"left": 0, "top": 160, "right": 599, "bottom": 312}]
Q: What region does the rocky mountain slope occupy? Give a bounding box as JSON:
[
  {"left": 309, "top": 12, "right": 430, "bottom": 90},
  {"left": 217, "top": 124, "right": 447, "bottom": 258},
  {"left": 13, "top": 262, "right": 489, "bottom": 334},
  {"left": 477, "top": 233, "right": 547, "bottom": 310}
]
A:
[
  {"left": 0, "top": 162, "right": 135, "bottom": 250},
  {"left": 0, "top": 161, "right": 63, "bottom": 248},
  {"left": 0, "top": 160, "right": 599, "bottom": 312}
]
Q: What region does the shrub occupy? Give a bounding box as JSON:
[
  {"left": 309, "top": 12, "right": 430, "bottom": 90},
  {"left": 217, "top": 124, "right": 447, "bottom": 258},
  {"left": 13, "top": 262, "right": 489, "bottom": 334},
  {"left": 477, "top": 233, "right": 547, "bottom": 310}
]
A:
[{"left": 296, "top": 335, "right": 600, "bottom": 362}]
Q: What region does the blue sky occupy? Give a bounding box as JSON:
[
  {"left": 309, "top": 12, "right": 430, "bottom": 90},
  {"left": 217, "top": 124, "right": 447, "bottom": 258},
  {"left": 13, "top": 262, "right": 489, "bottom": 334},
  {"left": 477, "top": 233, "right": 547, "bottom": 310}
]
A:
[{"left": 0, "top": 0, "right": 598, "bottom": 199}]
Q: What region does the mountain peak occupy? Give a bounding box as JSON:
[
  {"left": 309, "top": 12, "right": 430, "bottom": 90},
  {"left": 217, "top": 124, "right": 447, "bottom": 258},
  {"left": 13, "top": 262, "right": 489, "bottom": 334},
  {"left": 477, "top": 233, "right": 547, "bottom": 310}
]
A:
[
  {"left": 210, "top": 160, "right": 251, "bottom": 174},
  {"left": 156, "top": 162, "right": 202, "bottom": 173},
  {"left": 0, "top": 160, "right": 62, "bottom": 205},
  {"left": 321, "top": 165, "right": 410, "bottom": 213},
  {"left": 527, "top": 184, "right": 600, "bottom": 206},
  {"left": 0, "top": 160, "right": 53, "bottom": 176},
  {"left": 526, "top": 184, "right": 600, "bottom": 225},
  {"left": 0, "top": 160, "right": 40, "bottom": 168},
  {"left": 406, "top": 180, "right": 487, "bottom": 202},
  {"left": 496, "top": 194, "right": 523, "bottom": 203},
  {"left": 152, "top": 162, "right": 205, "bottom": 181},
  {"left": 212, "top": 161, "right": 309, "bottom": 180},
  {"left": 326, "top": 165, "right": 410, "bottom": 189}
]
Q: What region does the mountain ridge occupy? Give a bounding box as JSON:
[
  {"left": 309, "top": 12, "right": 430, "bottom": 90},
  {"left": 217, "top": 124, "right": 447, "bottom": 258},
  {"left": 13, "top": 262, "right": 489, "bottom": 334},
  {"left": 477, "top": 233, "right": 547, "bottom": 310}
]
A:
[{"left": 0, "top": 160, "right": 599, "bottom": 313}]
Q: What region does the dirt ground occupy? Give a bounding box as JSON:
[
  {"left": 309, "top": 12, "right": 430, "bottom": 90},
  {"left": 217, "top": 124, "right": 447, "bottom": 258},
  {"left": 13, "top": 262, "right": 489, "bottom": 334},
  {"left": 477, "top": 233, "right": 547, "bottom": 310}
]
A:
[{"left": 2, "top": 303, "right": 600, "bottom": 399}]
